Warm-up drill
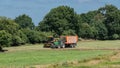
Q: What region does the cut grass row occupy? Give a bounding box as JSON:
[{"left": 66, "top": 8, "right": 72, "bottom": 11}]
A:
[
  {"left": 0, "top": 50, "right": 114, "bottom": 68},
  {"left": 60, "top": 52, "right": 120, "bottom": 68}
]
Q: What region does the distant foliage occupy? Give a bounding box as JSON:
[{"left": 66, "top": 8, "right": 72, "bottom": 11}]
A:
[
  {"left": 22, "top": 29, "right": 48, "bottom": 44},
  {"left": 38, "top": 5, "right": 120, "bottom": 40},
  {"left": 1, "top": 5, "right": 120, "bottom": 47},
  {"left": 0, "top": 30, "right": 12, "bottom": 47},
  {"left": 15, "top": 14, "right": 35, "bottom": 30},
  {"left": 112, "top": 34, "right": 119, "bottom": 40},
  {"left": 37, "top": 6, "right": 79, "bottom": 36},
  {"left": 0, "top": 17, "right": 19, "bottom": 34}
]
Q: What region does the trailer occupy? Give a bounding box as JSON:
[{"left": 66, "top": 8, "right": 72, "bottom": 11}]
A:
[{"left": 62, "top": 36, "right": 78, "bottom": 48}]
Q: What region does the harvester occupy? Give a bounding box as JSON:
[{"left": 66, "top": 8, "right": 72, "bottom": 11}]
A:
[{"left": 43, "top": 36, "right": 78, "bottom": 48}]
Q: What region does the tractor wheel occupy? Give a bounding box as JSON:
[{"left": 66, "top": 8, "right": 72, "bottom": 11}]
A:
[
  {"left": 62, "top": 44, "right": 65, "bottom": 48},
  {"left": 73, "top": 43, "right": 77, "bottom": 48},
  {"left": 57, "top": 46, "right": 61, "bottom": 49},
  {"left": 50, "top": 44, "right": 55, "bottom": 48}
]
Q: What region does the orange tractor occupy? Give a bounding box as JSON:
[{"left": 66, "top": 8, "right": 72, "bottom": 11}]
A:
[{"left": 43, "top": 36, "right": 78, "bottom": 48}]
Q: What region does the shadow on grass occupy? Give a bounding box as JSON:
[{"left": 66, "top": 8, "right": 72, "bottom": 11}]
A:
[{"left": 0, "top": 49, "right": 8, "bottom": 52}]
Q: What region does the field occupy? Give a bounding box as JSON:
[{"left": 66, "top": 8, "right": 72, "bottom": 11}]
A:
[{"left": 0, "top": 40, "right": 120, "bottom": 68}]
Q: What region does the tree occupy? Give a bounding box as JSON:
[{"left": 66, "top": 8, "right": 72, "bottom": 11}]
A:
[
  {"left": 62, "top": 29, "right": 76, "bottom": 36},
  {"left": 91, "top": 13, "right": 108, "bottom": 40},
  {"left": 0, "top": 18, "right": 19, "bottom": 34},
  {"left": 38, "top": 6, "right": 78, "bottom": 35},
  {"left": 15, "top": 14, "right": 35, "bottom": 29},
  {"left": 11, "top": 35, "right": 23, "bottom": 46},
  {"left": 51, "top": 19, "right": 68, "bottom": 35},
  {"left": 22, "top": 29, "right": 47, "bottom": 44},
  {"left": 0, "top": 30, "right": 12, "bottom": 47},
  {"left": 98, "top": 5, "right": 120, "bottom": 39},
  {"left": 15, "top": 30, "right": 28, "bottom": 45},
  {"left": 112, "top": 34, "right": 119, "bottom": 40},
  {"left": 79, "top": 23, "right": 94, "bottom": 39},
  {"left": 98, "top": 4, "right": 118, "bottom": 15}
]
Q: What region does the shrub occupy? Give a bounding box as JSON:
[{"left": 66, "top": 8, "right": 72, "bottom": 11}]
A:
[
  {"left": 22, "top": 29, "right": 47, "bottom": 44},
  {"left": 0, "top": 30, "right": 12, "bottom": 47},
  {"left": 62, "top": 29, "right": 76, "bottom": 36},
  {"left": 112, "top": 34, "right": 119, "bottom": 40},
  {"left": 16, "top": 30, "right": 28, "bottom": 44},
  {"left": 11, "top": 35, "right": 23, "bottom": 46}
]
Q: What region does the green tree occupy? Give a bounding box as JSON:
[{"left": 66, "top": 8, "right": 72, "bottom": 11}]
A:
[
  {"left": 0, "top": 30, "right": 12, "bottom": 47},
  {"left": 79, "top": 23, "right": 94, "bottom": 39},
  {"left": 0, "top": 18, "right": 19, "bottom": 34},
  {"left": 38, "top": 6, "right": 78, "bottom": 35},
  {"left": 78, "top": 11, "right": 99, "bottom": 38},
  {"left": 16, "top": 30, "right": 28, "bottom": 44},
  {"left": 91, "top": 14, "right": 108, "bottom": 40},
  {"left": 15, "top": 14, "right": 35, "bottom": 29},
  {"left": 112, "top": 34, "right": 119, "bottom": 40},
  {"left": 0, "top": 17, "right": 28, "bottom": 46},
  {"left": 62, "top": 29, "right": 76, "bottom": 36},
  {"left": 98, "top": 5, "right": 120, "bottom": 39},
  {"left": 11, "top": 35, "right": 23, "bottom": 46},
  {"left": 22, "top": 29, "right": 47, "bottom": 44}
]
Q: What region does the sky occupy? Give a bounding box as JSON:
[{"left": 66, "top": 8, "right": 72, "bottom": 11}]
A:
[{"left": 0, "top": 0, "right": 120, "bottom": 25}]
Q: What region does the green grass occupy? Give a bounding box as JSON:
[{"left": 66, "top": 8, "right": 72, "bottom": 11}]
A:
[
  {"left": 0, "top": 40, "right": 120, "bottom": 68},
  {"left": 4, "top": 40, "right": 120, "bottom": 51},
  {"left": 80, "top": 59, "right": 120, "bottom": 68},
  {"left": 0, "top": 49, "right": 113, "bottom": 67},
  {"left": 77, "top": 40, "right": 120, "bottom": 49}
]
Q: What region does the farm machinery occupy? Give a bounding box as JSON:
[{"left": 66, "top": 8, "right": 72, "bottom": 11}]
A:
[{"left": 43, "top": 36, "right": 78, "bottom": 48}]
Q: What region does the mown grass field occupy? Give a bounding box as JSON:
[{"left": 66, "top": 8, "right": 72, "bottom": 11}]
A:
[
  {"left": 0, "top": 40, "right": 120, "bottom": 68},
  {"left": 0, "top": 49, "right": 114, "bottom": 68},
  {"left": 61, "top": 53, "right": 120, "bottom": 68},
  {"left": 77, "top": 40, "right": 120, "bottom": 49}
]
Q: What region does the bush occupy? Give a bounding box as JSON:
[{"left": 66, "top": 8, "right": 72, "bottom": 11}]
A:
[
  {"left": 11, "top": 36, "right": 23, "bottom": 46},
  {"left": 22, "top": 29, "right": 48, "bottom": 44},
  {"left": 62, "top": 29, "right": 76, "bottom": 36},
  {"left": 112, "top": 34, "right": 119, "bottom": 40},
  {"left": 16, "top": 30, "right": 28, "bottom": 44},
  {"left": 0, "top": 30, "right": 12, "bottom": 47}
]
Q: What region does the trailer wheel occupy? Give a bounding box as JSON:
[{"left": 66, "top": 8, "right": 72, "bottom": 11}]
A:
[
  {"left": 73, "top": 43, "right": 77, "bottom": 48},
  {"left": 70, "top": 44, "right": 74, "bottom": 48}
]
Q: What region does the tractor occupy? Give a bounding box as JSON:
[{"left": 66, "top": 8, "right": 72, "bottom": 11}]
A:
[{"left": 43, "top": 36, "right": 78, "bottom": 48}]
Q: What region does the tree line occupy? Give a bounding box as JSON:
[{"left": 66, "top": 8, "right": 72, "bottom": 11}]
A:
[
  {"left": 0, "top": 4, "right": 120, "bottom": 47},
  {"left": 37, "top": 4, "right": 120, "bottom": 40}
]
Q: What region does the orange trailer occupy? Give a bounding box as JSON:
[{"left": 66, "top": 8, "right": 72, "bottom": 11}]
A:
[{"left": 60, "top": 36, "right": 78, "bottom": 48}]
